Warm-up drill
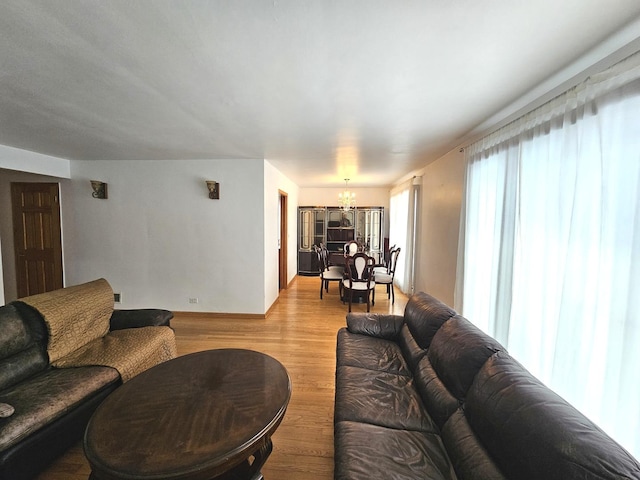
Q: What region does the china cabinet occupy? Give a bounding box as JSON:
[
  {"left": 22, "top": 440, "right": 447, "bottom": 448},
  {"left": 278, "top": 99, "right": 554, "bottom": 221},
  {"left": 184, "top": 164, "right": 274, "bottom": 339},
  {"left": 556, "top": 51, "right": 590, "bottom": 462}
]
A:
[{"left": 297, "top": 206, "right": 384, "bottom": 275}]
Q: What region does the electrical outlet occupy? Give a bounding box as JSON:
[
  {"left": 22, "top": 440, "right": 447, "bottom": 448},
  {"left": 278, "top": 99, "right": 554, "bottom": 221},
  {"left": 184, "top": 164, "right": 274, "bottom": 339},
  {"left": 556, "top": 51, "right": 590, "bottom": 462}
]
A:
[
  {"left": 114, "top": 293, "right": 122, "bottom": 303},
  {"left": 189, "top": 297, "right": 199, "bottom": 304}
]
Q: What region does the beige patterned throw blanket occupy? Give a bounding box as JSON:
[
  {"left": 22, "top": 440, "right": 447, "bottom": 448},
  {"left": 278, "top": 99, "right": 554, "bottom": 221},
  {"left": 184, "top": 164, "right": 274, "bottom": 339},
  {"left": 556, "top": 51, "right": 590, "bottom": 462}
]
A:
[
  {"left": 54, "top": 326, "right": 177, "bottom": 382},
  {"left": 20, "top": 278, "right": 113, "bottom": 363},
  {"left": 19, "top": 278, "right": 176, "bottom": 382}
]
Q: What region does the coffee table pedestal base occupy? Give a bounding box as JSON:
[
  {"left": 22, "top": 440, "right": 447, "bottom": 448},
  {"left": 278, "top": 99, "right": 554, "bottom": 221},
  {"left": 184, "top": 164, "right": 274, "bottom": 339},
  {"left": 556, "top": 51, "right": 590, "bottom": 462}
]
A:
[{"left": 215, "top": 438, "right": 273, "bottom": 480}]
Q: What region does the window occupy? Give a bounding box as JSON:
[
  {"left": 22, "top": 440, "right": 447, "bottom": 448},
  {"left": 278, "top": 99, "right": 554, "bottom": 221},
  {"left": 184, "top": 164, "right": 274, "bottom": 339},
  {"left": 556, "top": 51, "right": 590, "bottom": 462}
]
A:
[{"left": 459, "top": 52, "right": 640, "bottom": 458}]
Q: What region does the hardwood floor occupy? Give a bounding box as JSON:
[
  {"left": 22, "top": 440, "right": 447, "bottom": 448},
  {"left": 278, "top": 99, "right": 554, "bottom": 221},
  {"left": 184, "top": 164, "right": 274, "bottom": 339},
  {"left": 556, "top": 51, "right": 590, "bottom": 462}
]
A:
[{"left": 37, "top": 275, "right": 408, "bottom": 480}]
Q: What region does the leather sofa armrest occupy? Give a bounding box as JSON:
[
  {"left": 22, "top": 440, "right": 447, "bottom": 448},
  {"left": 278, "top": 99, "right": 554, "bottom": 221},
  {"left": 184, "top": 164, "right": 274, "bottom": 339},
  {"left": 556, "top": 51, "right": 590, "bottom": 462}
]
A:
[
  {"left": 346, "top": 313, "right": 404, "bottom": 339},
  {"left": 109, "top": 309, "right": 174, "bottom": 331}
]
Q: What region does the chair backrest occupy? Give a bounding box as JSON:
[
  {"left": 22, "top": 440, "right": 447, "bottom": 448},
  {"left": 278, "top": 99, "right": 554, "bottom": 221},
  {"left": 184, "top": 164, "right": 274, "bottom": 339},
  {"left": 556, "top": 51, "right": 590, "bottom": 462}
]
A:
[
  {"left": 383, "top": 244, "right": 396, "bottom": 267},
  {"left": 388, "top": 247, "right": 401, "bottom": 275},
  {"left": 344, "top": 241, "right": 360, "bottom": 256},
  {"left": 346, "top": 252, "right": 374, "bottom": 286},
  {"left": 316, "top": 245, "right": 329, "bottom": 272}
]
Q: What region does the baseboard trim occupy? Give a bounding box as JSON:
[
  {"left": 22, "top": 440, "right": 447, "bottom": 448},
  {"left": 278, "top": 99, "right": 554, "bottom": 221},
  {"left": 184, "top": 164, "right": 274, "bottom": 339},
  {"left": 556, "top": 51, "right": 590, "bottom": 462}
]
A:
[
  {"left": 173, "top": 311, "right": 266, "bottom": 320},
  {"left": 266, "top": 296, "right": 280, "bottom": 317}
]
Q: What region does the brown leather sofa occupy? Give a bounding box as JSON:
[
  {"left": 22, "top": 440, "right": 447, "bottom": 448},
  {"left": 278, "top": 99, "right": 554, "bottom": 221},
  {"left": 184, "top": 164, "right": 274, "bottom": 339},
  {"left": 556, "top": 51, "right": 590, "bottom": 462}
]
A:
[
  {"left": 334, "top": 292, "right": 640, "bottom": 479},
  {"left": 0, "top": 279, "right": 177, "bottom": 480}
]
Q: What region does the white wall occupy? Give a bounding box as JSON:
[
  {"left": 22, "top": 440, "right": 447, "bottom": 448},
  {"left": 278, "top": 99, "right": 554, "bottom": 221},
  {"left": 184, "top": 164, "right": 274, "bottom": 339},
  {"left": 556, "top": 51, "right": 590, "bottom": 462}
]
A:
[
  {"left": 264, "top": 161, "right": 299, "bottom": 311},
  {"left": 0, "top": 145, "right": 70, "bottom": 178},
  {"left": 65, "top": 159, "right": 267, "bottom": 314},
  {"left": 413, "top": 150, "right": 466, "bottom": 307},
  {"left": 2, "top": 154, "right": 301, "bottom": 314},
  {"left": 299, "top": 186, "right": 389, "bottom": 209}
]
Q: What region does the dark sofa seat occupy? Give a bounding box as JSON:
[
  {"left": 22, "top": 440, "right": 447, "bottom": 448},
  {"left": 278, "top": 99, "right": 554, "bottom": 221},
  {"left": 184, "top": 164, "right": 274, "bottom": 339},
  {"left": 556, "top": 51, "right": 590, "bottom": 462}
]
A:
[{"left": 334, "top": 292, "right": 640, "bottom": 480}]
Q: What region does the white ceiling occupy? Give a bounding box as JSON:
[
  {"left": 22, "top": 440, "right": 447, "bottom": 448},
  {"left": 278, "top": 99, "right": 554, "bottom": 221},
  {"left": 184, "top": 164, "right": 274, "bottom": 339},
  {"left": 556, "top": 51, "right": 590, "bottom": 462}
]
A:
[{"left": 1, "top": 1, "right": 640, "bottom": 187}]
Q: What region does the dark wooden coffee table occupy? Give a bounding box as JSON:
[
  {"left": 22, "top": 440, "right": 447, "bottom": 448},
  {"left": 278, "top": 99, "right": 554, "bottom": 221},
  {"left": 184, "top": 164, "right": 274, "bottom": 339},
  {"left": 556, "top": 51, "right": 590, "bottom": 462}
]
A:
[{"left": 84, "top": 349, "right": 291, "bottom": 480}]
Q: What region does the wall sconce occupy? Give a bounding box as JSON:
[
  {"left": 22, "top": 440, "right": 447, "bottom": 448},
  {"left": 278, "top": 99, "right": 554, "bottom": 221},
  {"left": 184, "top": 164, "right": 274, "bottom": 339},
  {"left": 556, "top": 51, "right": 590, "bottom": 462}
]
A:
[
  {"left": 90, "top": 180, "right": 108, "bottom": 199},
  {"left": 206, "top": 181, "right": 220, "bottom": 199}
]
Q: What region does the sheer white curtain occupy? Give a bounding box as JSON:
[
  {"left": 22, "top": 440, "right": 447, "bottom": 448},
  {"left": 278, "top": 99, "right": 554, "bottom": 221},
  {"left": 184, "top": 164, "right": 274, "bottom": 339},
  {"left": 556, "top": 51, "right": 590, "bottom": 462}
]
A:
[
  {"left": 456, "top": 142, "right": 518, "bottom": 342},
  {"left": 459, "top": 52, "right": 640, "bottom": 458},
  {"left": 390, "top": 187, "right": 410, "bottom": 293},
  {"left": 390, "top": 178, "right": 421, "bottom": 295}
]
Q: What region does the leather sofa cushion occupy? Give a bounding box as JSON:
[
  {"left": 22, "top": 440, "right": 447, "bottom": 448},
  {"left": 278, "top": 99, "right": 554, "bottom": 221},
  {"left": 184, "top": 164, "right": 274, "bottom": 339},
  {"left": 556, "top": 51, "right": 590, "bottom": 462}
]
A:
[
  {"left": 336, "top": 328, "right": 411, "bottom": 376},
  {"left": 0, "top": 304, "right": 48, "bottom": 391},
  {"left": 109, "top": 309, "right": 174, "bottom": 330},
  {"left": 441, "top": 409, "right": 507, "bottom": 480},
  {"left": 0, "top": 365, "right": 120, "bottom": 451},
  {"left": 414, "top": 355, "right": 458, "bottom": 429},
  {"left": 401, "top": 315, "right": 506, "bottom": 433},
  {"left": 345, "top": 313, "right": 404, "bottom": 339},
  {"left": 335, "top": 421, "right": 456, "bottom": 480},
  {"left": 465, "top": 351, "right": 640, "bottom": 480},
  {"left": 0, "top": 305, "right": 32, "bottom": 359},
  {"left": 404, "top": 292, "right": 456, "bottom": 350},
  {"left": 397, "top": 323, "right": 427, "bottom": 372},
  {"left": 427, "top": 315, "right": 504, "bottom": 400},
  {"left": 0, "top": 345, "right": 48, "bottom": 393},
  {"left": 335, "top": 365, "right": 437, "bottom": 433}
]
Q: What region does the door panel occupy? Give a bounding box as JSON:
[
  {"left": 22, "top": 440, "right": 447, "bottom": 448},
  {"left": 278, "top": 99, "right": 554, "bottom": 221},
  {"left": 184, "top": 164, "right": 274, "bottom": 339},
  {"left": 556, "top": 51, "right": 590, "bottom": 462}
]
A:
[{"left": 11, "top": 182, "right": 63, "bottom": 298}]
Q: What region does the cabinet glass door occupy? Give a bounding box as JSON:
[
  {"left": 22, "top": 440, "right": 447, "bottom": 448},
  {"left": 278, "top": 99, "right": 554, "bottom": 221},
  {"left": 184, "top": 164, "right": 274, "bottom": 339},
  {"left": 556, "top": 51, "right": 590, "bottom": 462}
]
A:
[
  {"left": 355, "top": 208, "right": 383, "bottom": 261},
  {"left": 369, "top": 209, "right": 382, "bottom": 251},
  {"left": 313, "top": 209, "right": 325, "bottom": 247},
  {"left": 299, "top": 210, "right": 313, "bottom": 250},
  {"left": 356, "top": 210, "right": 370, "bottom": 248},
  {"left": 356, "top": 209, "right": 381, "bottom": 250},
  {"left": 299, "top": 208, "right": 325, "bottom": 251}
]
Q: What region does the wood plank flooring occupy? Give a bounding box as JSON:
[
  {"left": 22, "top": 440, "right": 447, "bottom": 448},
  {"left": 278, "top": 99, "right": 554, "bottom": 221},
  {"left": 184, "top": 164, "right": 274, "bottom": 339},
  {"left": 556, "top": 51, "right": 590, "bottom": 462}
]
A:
[{"left": 37, "top": 275, "right": 408, "bottom": 480}]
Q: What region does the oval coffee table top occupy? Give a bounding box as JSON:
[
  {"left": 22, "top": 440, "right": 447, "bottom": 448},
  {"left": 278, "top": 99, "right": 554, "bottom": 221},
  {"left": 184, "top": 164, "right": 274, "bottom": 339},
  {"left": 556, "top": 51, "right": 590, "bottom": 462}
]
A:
[{"left": 84, "top": 349, "right": 291, "bottom": 480}]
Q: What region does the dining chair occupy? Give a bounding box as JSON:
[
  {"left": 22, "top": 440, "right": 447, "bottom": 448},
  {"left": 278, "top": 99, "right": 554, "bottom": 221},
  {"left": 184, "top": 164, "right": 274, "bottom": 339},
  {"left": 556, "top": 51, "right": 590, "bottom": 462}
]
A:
[
  {"left": 342, "top": 252, "right": 375, "bottom": 312},
  {"left": 374, "top": 247, "right": 401, "bottom": 304},
  {"left": 374, "top": 245, "right": 397, "bottom": 276},
  {"left": 317, "top": 245, "right": 344, "bottom": 299},
  {"left": 344, "top": 240, "right": 360, "bottom": 257}
]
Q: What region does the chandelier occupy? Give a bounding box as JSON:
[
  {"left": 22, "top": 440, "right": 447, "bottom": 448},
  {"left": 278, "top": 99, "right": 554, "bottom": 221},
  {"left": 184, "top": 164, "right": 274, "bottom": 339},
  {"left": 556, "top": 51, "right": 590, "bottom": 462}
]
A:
[{"left": 338, "top": 179, "right": 355, "bottom": 212}]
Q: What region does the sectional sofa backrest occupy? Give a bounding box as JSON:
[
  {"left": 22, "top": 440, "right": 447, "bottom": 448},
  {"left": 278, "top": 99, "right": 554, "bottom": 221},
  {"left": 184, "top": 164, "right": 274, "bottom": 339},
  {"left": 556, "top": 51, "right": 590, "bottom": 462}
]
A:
[
  {"left": 395, "top": 291, "right": 640, "bottom": 480},
  {"left": 397, "top": 291, "right": 455, "bottom": 369},
  {"left": 461, "top": 351, "right": 640, "bottom": 479},
  {"left": 0, "top": 302, "right": 48, "bottom": 393}
]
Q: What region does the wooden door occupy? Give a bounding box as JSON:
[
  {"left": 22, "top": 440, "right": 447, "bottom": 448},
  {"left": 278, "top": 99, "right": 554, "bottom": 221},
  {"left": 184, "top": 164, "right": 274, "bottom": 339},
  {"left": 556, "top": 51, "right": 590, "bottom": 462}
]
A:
[
  {"left": 279, "top": 191, "right": 288, "bottom": 291},
  {"left": 11, "top": 182, "right": 63, "bottom": 297}
]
